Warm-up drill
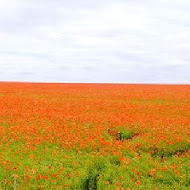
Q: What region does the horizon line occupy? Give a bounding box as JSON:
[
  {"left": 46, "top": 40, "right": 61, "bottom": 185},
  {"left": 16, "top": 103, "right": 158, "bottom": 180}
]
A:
[{"left": 0, "top": 81, "right": 189, "bottom": 86}]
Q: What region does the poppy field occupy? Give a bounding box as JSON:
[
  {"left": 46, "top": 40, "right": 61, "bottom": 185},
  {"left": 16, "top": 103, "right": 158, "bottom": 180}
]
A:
[{"left": 0, "top": 82, "right": 189, "bottom": 190}]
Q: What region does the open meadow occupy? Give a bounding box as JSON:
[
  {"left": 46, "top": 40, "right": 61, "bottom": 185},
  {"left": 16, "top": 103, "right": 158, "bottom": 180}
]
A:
[{"left": 0, "top": 82, "right": 189, "bottom": 190}]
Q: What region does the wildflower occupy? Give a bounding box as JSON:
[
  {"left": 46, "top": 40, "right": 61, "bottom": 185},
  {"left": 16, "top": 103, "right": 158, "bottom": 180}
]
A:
[
  {"left": 135, "top": 180, "right": 140, "bottom": 186},
  {"left": 43, "top": 175, "right": 49, "bottom": 180},
  {"left": 37, "top": 174, "right": 41, "bottom": 181},
  {"left": 52, "top": 173, "right": 58, "bottom": 178},
  {"left": 116, "top": 182, "right": 121, "bottom": 187},
  {"left": 13, "top": 166, "right": 17, "bottom": 171},
  {"left": 119, "top": 176, "right": 124, "bottom": 180},
  {"left": 149, "top": 168, "right": 156, "bottom": 176},
  {"left": 52, "top": 150, "right": 56, "bottom": 156}
]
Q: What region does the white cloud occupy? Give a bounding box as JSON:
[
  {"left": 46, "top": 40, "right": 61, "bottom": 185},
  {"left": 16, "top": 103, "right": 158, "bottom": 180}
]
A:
[{"left": 0, "top": 0, "right": 189, "bottom": 83}]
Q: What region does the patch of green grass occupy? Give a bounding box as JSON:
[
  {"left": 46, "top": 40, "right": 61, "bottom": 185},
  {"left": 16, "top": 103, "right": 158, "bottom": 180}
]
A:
[
  {"left": 0, "top": 139, "right": 190, "bottom": 189},
  {"left": 107, "top": 126, "right": 141, "bottom": 141}
]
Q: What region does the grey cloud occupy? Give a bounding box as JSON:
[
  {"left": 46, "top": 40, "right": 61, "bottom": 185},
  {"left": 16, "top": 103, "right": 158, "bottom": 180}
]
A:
[{"left": 0, "top": 0, "right": 190, "bottom": 83}]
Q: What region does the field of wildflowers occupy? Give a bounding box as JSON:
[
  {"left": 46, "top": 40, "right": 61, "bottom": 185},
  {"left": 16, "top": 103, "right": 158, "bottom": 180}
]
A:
[{"left": 0, "top": 82, "right": 189, "bottom": 189}]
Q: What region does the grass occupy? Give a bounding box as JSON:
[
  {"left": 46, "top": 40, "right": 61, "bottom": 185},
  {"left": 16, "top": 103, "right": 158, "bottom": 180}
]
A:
[{"left": 0, "top": 139, "right": 189, "bottom": 189}]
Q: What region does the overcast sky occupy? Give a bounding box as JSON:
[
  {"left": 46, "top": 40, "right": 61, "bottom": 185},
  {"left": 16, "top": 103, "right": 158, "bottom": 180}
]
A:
[{"left": 0, "top": 0, "right": 189, "bottom": 83}]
